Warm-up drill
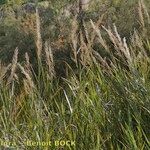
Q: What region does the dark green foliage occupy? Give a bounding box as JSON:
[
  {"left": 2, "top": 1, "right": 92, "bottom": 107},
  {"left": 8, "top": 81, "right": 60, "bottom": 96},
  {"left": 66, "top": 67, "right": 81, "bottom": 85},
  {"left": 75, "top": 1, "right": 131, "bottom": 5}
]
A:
[{"left": 0, "top": 0, "right": 6, "bottom": 5}]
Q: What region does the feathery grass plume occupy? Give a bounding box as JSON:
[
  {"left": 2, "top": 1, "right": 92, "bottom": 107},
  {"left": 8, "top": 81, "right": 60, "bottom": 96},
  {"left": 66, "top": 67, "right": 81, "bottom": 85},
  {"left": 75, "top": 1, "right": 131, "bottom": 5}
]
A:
[
  {"left": 7, "top": 48, "right": 18, "bottom": 85},
  {"left": 90, "top": 19, "right": 109, "bottom": 52},
  {"left": 82, "top": 20, "right": 90, "bottom": 43},
  {"left": 18, "top": 63, "right": 35, "bottom": 91},
  {"left": 103, "top": 25, "right": 133, "bottom": 67},
  {"left": 131, "top": 30, "right": 143, "bottom": 49},
  {"left": 140, "top": 0, "right": 150, "bottom": 24},
  {"left": 102, "top": 26, "right": 118, "bottom": 51},
  {"left": 123, "top": 37, "right": 132, "bottom": 65},
  {"left": 35, "top": 7, "right": 42, "bottom": 60},
  {"left": 113, "top": 24, "right": 122, "bottom": 43},
  {"left": 79, "top": 31, "right": 93, "bottom": 66},
  {"left": 138, "top": 0, "right": 145, "bottom": 28},
  {"left": 44, "top": 41, "right": 55, "bottom": 78},
  {"left": 71, "top": 15, "right": 78, "bottom": 64},
  {"left": 90, "top": 13, "right": 105, "bottom": 45},
  {"left": 25, "top": 52, "right": 30, "bottom": 70},
  {"left": 130, "top": 30, "right": 148, "bottom": 62},
  {"left": 24, "top": 52, "right": 33, "bottom": 81}
]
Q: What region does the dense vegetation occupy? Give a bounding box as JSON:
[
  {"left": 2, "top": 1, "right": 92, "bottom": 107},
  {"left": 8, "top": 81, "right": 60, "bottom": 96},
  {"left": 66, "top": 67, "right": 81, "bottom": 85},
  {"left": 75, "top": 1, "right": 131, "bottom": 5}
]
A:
[{"left": 0, "top": 0, "right": 150, "bottom": 149}]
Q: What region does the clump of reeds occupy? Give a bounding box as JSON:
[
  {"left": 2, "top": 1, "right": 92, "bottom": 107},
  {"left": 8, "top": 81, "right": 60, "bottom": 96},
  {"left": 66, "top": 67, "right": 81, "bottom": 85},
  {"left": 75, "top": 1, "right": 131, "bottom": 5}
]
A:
[{"left": 0, "top": 1, "right": 149, "bottom": 149}]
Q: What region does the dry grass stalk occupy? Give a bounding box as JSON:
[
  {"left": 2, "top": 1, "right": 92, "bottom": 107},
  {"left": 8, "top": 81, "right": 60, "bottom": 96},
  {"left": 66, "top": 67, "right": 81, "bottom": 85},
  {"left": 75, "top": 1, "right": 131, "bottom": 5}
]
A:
[
  {"left": 90, "top": 19, "right": 109, "bottom": 52},
  {"left": 7, "top": 48, "right": 18, "bottom": 85},
  {"left": 103, "top": 25, "right": 132, "bottom": 67},
  {"left": 35, "top": 7, "right": 42, "bottom": 60},
  {"left": 90, "top": 13, "right": 105, "bottom": 44},
  {"left": 83, "top": 20, "right": 90, "bottom": 43},
  {"left": 24, "top": 52, "right": 32, "bottom": 74},
  {"left": 131, "top": 30, "right": 148, "bottom": 61},
  {"left": 139, "top": 0, "right": 150, "bottom": 26},
  {"left": 79, "top": 32, "right": 93, "bottom": 66},
  {"left": 113, "top": 25, "right": 122, "bottom": 43},
  {"left": 123, "top": 37, "right": 132, "bottom": 65},
  {"left": 71, "top": 15, "right": 92, "bottom": 66},
  {"left": 138, "top": 0, "right": 145, "bottom": 28},
  {"left": 18, "top": 63, "right": 35, "bottom": 91},
  {"left": 103, "top": 26, "right": 118, "bottom": 50},
  {"left": 25, "top": 52, "right": 30, "bottom": 69},
  {"left": 24, "top": 52, "right": 34, "bottom": 85},
  {"left": 71, "top": 15, "right": 78, "bottom": 64},
  {"left": 44, "top": 41, "right": 55, "bottom": 78},
  {"left": 131, "top": 30, "right": 143, "bottom": 49},
  {"left": 141, "top": 0, "right": 150, "bottom": 24},
  {"left": 63, "top": 90, "right": 73, "bottom": 114}
]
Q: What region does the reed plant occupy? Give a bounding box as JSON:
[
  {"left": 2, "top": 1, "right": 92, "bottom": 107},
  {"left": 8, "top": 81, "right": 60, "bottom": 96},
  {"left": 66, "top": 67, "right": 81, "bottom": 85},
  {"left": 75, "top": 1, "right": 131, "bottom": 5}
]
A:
[{"left": 0, "top": 0, "right": 149, "bottom": 149}]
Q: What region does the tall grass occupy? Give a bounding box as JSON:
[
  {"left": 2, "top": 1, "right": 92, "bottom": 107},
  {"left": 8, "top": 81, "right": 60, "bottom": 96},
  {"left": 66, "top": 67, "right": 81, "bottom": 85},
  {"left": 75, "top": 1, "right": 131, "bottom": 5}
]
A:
[{"left": 0, "top": 0, "right": 150, "bottom": 149}]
